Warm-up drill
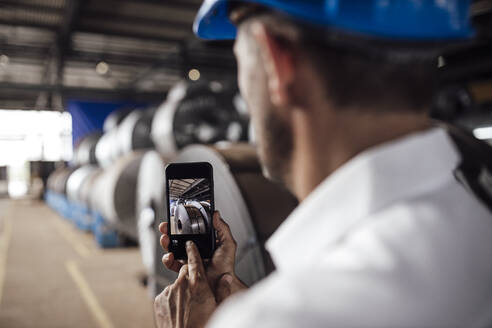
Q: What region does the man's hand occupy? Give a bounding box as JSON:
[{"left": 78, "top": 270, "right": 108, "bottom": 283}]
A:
[
  {"left": 158, "top": 211, "right": 245, "bottom": 301},
  {"left": 154, "top": 241, "right": 217, "bottom": 328}
]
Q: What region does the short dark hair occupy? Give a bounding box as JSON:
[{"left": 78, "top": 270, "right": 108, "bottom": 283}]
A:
[{"left": 231, "top": 5, "right": 438, "bottom": 113}]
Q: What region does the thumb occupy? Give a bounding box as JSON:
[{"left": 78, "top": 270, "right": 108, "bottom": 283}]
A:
[
  {"left": 215, "top": 273, "right": 233, "bottom": 303},
  {"left": 213, "top": 211, "right": 235, "bottom": 247}
]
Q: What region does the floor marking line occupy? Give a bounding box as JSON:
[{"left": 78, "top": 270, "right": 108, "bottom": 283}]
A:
[
  {"left": 65, "top": 260, "right": 114, "bottom": 328},
  {"left": 0, "top": 215, "right": 13, "bottom": 306},
  {"left": 52, "top": 218, "right": 91, "bottom": 258}
]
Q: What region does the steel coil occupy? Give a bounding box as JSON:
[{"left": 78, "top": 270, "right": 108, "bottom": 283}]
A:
[
  {"left": 95, "top": 108, "right": 137, "bottom": 167},
  {"left": 135, "top": 150, "right": 170, "bottom": 296},
  {"left": 117, "top": 110, "right": 143, "bottom": 155},
  {"left": 95, "top": 129, "right": 120, "bottom": 168},
  {"left": 66, "top": 165, "right": 99, "bottom": 203},
  {"left": 117, "top": 107, "right": 156, "bottom": 155},
  {"left": 47, "top": 166, "right": 67, "bottom": 191},
  {"left": 103, "top": 107, "right": 132, "bottom": 133},
  {"left": 51, "top": 167, "right": 78, "bottom": 195},
  {"left": 73, "top": 133, "right": 101, "bottom": 166},
  {"left": 151, "top": 80, "right": 249, "bottom": 159},
  {"left": 78, "top": 168, "right": 103, "bottom": 209},
  {"left": 132, "top": 107, "right": 156, "bottom": 150},
  {"left": 91, "top": 151, "right": 145, "bottom": 240}
]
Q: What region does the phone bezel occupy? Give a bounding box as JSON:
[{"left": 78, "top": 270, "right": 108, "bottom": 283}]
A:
[{"left": 165, "top": 162, "right": 215, "bottom": 260}]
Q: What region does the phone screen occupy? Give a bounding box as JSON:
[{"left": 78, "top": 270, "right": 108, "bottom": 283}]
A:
[
  {"left": 165, "top": 162, "right": 215, "bottom": 259},
  {"left": 168, "top": 178, "right": 213, "bottom": 235}
]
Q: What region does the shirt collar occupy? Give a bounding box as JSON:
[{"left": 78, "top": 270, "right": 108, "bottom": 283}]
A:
[{"left": 265, "top": 127, "right": 460, "bottom": 271}]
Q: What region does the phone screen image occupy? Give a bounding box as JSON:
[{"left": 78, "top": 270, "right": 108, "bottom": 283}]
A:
[{"left": 168, "top": 178, "right": 212, "bottom": 235}]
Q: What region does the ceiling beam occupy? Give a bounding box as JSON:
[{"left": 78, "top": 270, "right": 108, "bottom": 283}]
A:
[
  {"left": 82, "top": 10, "right": 192, "bottom": 30},
  {"left": 75, "top": 25, "right": 191, "bottom": 43},
  {"left": 117, "top": 0, "right": 201, "bottom": 12},
  {"left": 0, "top": 82, "right": 168, "bottom": 103},
  {"left": 69, "top": 49, "right": 182, "bottom": 67},
  {"left": 0, "top": 1, "right": 64, "bottom": 14},
  {"left": 0, "top": 19, "right": 58, "bottom": 30},
  {"left": 38, "top": 0, "right": 84, "bottom": 110},
  {"left": 0, "top": 44, "right": 51, "bottom": 60},
  {"left": 0, "top": 43, "right": 176, "bottom": 65},
  {"left": 59, "top": 0, "right": 83, "bottom": 47},
  {"left": 0, "top": 43, "right": 236, "bottom": 75}
]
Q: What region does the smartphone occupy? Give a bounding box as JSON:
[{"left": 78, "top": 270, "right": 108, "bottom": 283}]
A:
[{"left": 165, "top": 162, "right": 215, "bottom": 260}]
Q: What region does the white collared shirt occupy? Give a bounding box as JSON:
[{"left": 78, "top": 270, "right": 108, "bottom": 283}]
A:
[{"left": 207, "top": 128, "right": 492, "bottom": 328}]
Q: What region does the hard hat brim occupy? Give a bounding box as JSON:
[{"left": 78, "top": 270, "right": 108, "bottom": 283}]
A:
[{"left": 193, "top": 0, "right": 475, "bottom": 41}]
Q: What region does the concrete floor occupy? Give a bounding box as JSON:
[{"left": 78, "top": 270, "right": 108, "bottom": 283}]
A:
[{"left": 0, "top": 199, "right": 157, "bottom": 328}]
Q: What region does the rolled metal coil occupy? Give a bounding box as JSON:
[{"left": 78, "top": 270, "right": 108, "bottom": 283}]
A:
[
  {"left": 172, "top": 202, "right": 211, "bottom": 235},
  {"left": 117, "top": 107, "right": 157, "bottom": 155},
  {"left": 73, "top": 133, "right": 101, "bottom": 166},
  {"left": 78, "top": 168, "right": 103, "bottom": 210},
  {"left": 50, "top": 166, "right": 78, "bottom": 195},
  {"left": 151, "top": 80, "right": 249, "bottom": 159},
  {"left": 132, "top": 107, "right": 157, "bottom": 150},
  {"left": 95, "top": 129, "right": 120, "bottom": 168},
  {"left": 103, "top": 107, "right": 133, "bottom": 133},
  {"left": 117, "top": 110, "right": 143, "bottom": 155},
  {"left": 66, "top": 165, "right": 99, "bottom": 204},
  {"left": 91, "top": 151, "right": 145, "bottom": 240},
  {"left": 136, "top": 150, "right": 170, "bottom": 297},
  {"left": 47, "top": 166, "right": 67, "bottom": 191},
  {"left": 96, "top": 108, "right": 139, "bottom": 167}
]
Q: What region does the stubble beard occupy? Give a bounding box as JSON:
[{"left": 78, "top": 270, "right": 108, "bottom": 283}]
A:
[{"left": 254, "top": 103, "right": 294, "bottom": 189}]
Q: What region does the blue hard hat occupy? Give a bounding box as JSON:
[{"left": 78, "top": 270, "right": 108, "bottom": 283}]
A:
[{"left": 193, "top": 0, "right": 475, "bottom": 41}]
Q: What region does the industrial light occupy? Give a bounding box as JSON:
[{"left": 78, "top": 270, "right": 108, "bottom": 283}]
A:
[
  {"left": 0, "top": 54, "right": 9, "bottom": 67},
  {"left": 188, "top": 69, "right": 200, "bottom": 81},
  {"left": 96, "top": 61, "right": 110, "bottom": 75},
  {"left": 473, "top": 127, "right": 492, "bottom": 140},
  {"left": 437, "top": 56, "right": 446, "bottom": 68}
]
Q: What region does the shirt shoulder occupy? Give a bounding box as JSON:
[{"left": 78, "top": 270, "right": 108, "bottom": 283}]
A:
[
  {"left": 208, "top": 181, "right": 492, "bottom": 328},
  {"left": 307, "top": 179, "right": 492, "bottom": 326}
]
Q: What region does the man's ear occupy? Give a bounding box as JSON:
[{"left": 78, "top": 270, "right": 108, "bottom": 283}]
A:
[{"left": 251, "top": 22, "right": 295, "bottom": 107}]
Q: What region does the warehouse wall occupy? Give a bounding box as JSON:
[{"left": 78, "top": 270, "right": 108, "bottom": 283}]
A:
[{"left": 68, "top": 100, "right": 147, "bottom": 145}]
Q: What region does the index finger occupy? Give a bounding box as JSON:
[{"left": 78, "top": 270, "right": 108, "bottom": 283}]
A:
[
  {"left": 186, "top": 241, "right": 206, "bottom": 285},
  {"left": 159, "top": 222, "right": 168, "bottom": 235}
]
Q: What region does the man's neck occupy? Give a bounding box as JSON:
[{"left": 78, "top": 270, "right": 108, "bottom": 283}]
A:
[{"left": 289, "top": 108, "right": 431, "bottom": 201}]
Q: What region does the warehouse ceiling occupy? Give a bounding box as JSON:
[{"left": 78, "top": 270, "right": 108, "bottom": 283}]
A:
[
  {"left": 1, "top": 0, "right": 491, "bottom": 112},
  {"left": 0, "top": 0, "right": 236, "bottom": 110}
]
